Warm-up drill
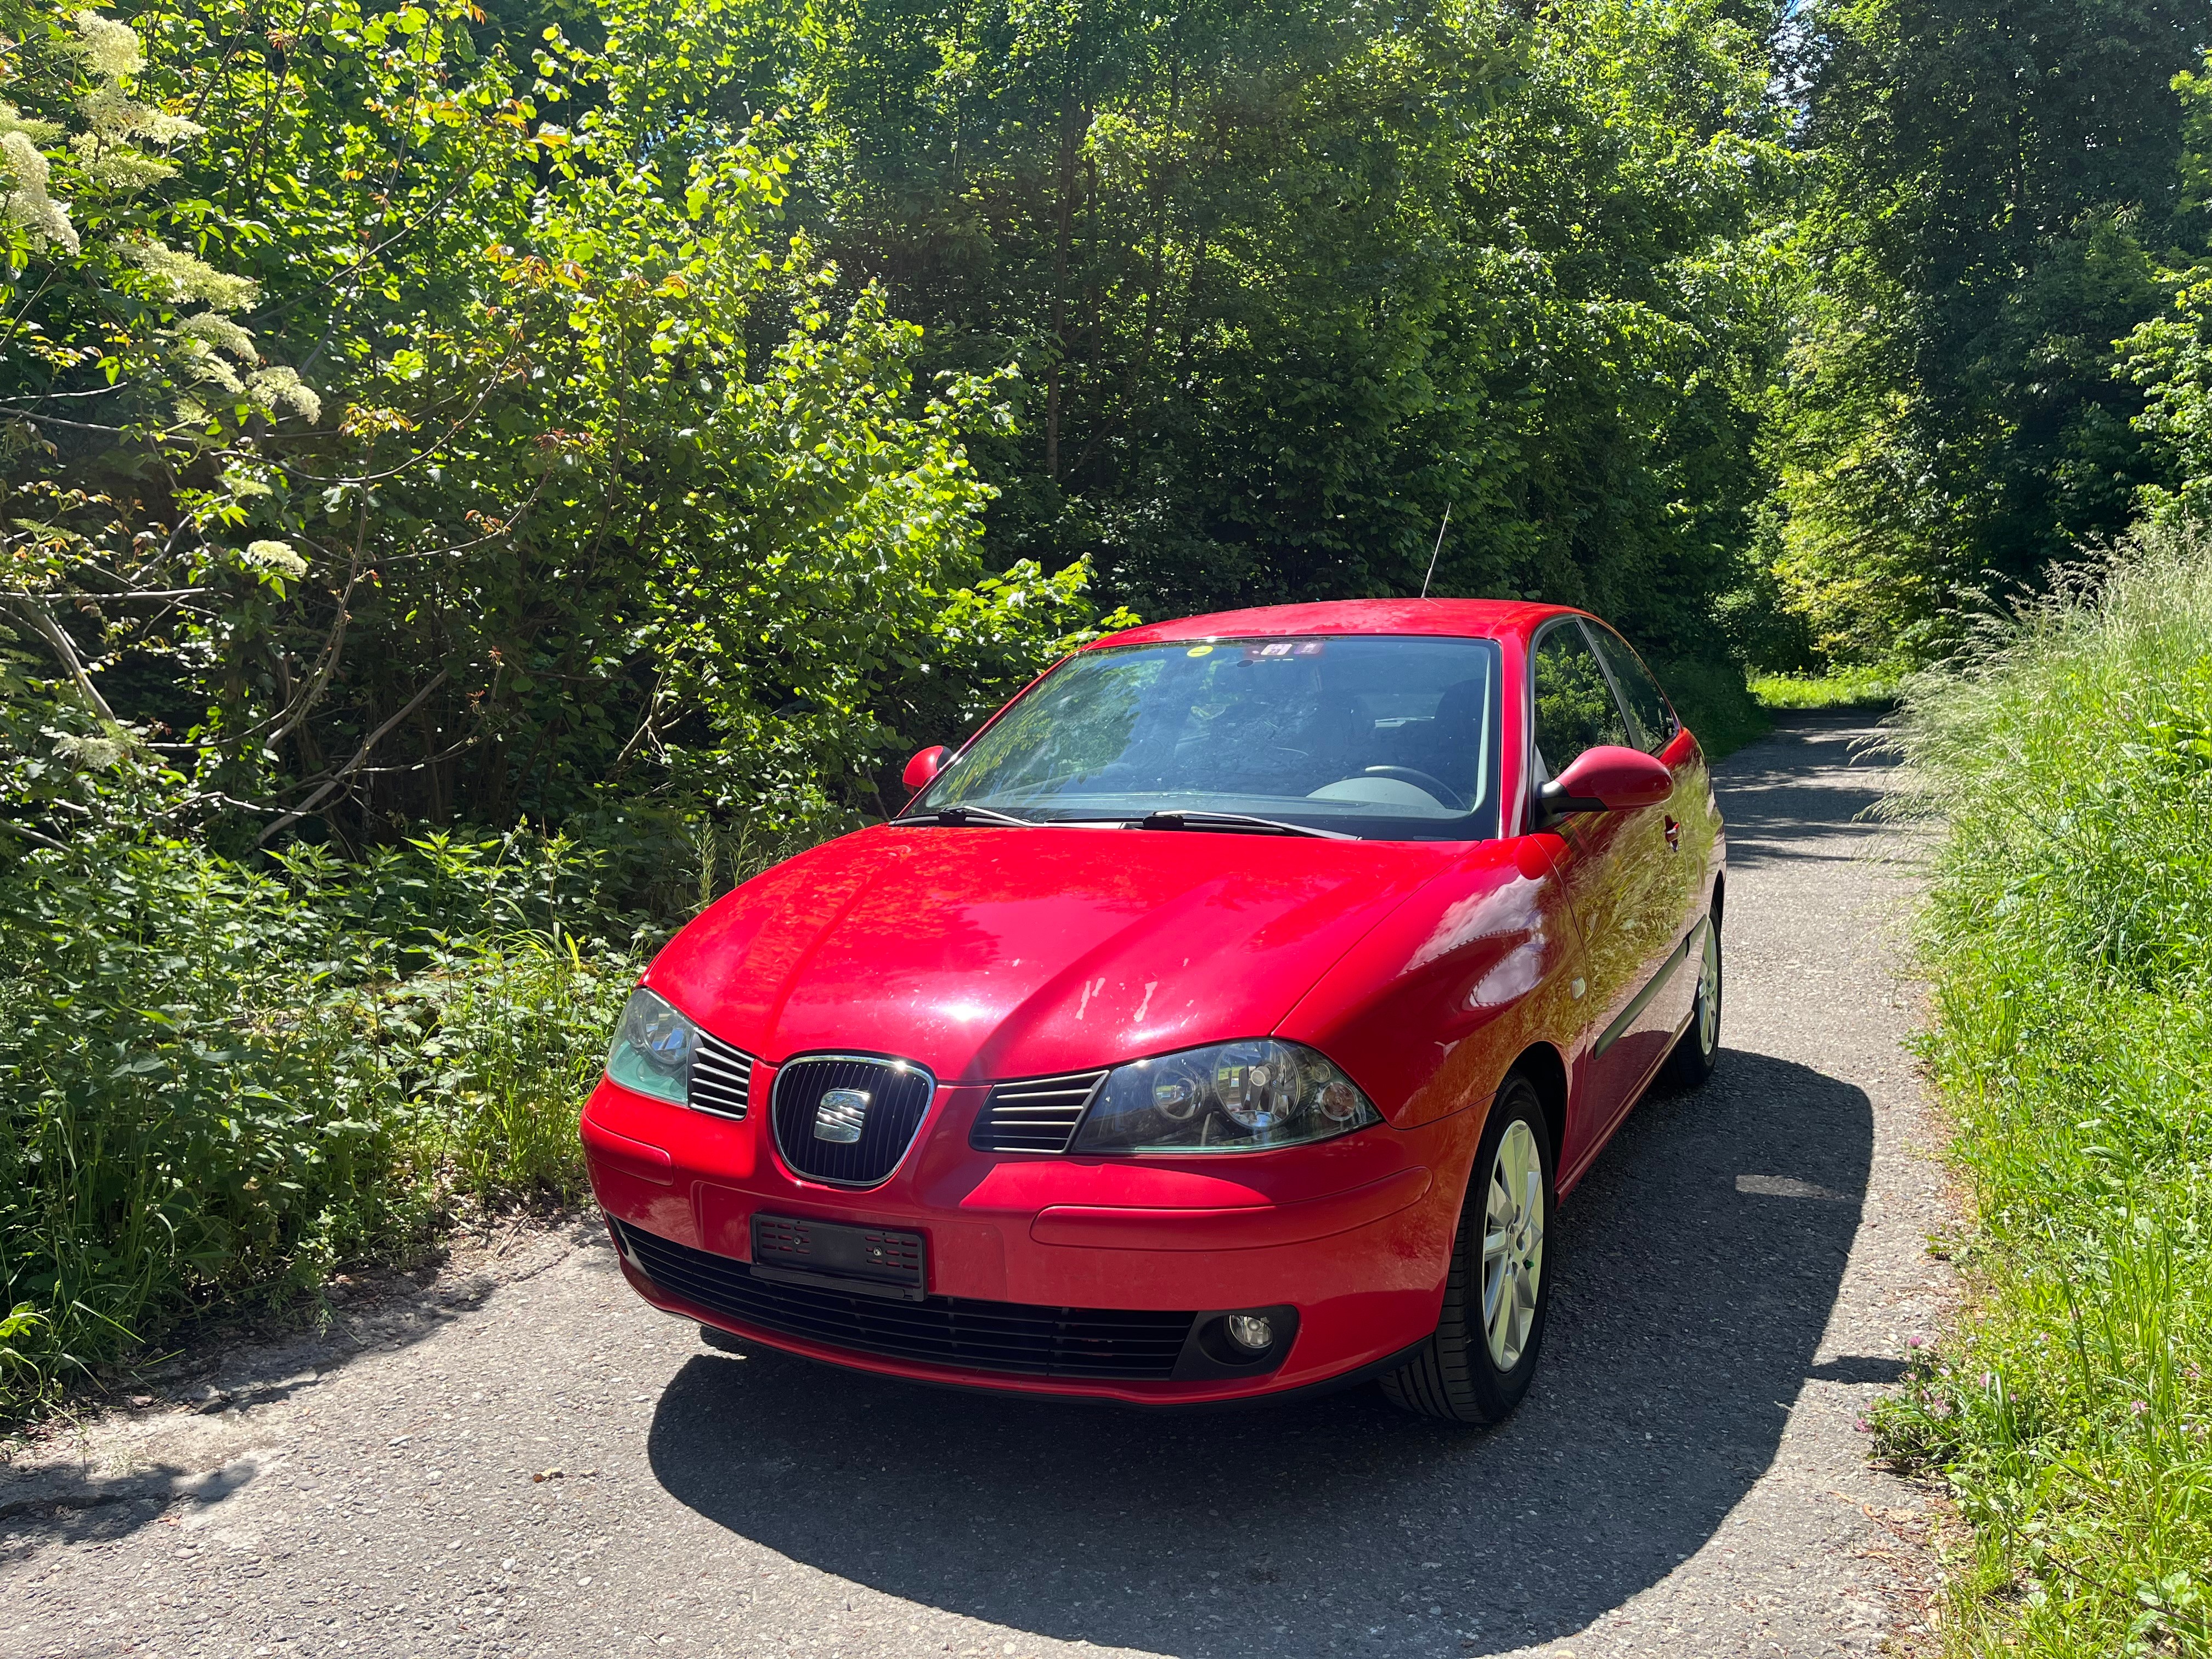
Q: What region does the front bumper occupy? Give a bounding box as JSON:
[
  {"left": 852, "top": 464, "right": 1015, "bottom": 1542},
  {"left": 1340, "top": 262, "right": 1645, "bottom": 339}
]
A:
[{"left": 582, "top": 1073, "right": 1473, "bottom": 1404}]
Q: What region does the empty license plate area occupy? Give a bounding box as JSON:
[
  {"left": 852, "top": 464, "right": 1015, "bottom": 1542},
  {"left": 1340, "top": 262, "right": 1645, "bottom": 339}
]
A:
[{"left": 750, "top": 1213, "right": 927, "bottom": 1301}]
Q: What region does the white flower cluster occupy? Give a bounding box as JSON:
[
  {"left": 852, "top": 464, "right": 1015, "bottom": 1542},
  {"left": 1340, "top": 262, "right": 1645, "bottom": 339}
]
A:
[
  {"left": 246, "top": 365, "right": 322, "bottom": 424},
  {"left": 129, "top": 236, "right": 259, "bottom": 311},
  {"left": 165, "top": 307, "right": 258, "bottom": 397},
  {"left": 242, "top": 539, "right": 309, "bottom": 578},
  {"left": 71, "top": 11, "right": 202, "bottom": 194},
  {"left": 4, "top": 12, "right": 323, "bottom": 427},
  {"left": 0, "top": 122, "right": 79, "bottom": 254},
  {"left": 53, "top": 730, "right": 128, "bottom": 770},
  {"left": 73, "top": 9, "right": 145, "bottom": 79},
  {"left": 176, "top": 309, "right": 256, "bottom": 359}
]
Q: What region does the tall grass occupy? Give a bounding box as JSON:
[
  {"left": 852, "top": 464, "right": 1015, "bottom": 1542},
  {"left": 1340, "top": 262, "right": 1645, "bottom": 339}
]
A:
[
  {"left": 0, "top": 829, "right": 645, "bottom": 1412},
  {"left": 1748, "top": 662, "right": 1908, "bottom": 709},
  {"left": 1876, "top": 519, "right": 2212, "bottom": 1658}
]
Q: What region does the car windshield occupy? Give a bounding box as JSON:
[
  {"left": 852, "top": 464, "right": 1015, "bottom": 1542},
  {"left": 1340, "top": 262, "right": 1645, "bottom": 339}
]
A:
[{"left": 916, "top": 635, "right": 1503, "bottom": 841}]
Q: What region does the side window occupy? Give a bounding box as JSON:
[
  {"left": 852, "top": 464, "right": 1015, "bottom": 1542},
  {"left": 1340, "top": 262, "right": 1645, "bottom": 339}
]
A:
[
  {"left": 1585, "top": 623, "right": 1677, "bottom": 755},
  {"left": 1531, "top": 622, "right": 1629, "bottom": 779}
]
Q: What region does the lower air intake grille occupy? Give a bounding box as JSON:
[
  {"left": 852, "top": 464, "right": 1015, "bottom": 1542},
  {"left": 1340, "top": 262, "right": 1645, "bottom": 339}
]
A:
[
  {"left": 614, "top": 1221, "right": 1194, "bottom": 1380},
  {"left": 771, "top": 1056, "right": 936, "bottom": 1187},
  {"left": 689, "top": 1031, "right": 755, "bottom": 1120},
  {"left": 971, "top": 1069, "right": 1109, "bottom": 1153}
]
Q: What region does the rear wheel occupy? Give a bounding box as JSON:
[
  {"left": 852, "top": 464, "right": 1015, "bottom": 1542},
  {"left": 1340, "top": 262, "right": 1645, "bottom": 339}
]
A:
[
  {"left": 1662, "top": 902, "right": 1723, "bottom": 1088},
  {"left": 1380, "top": 1073, "right": 1554, "bottom": 1424}
]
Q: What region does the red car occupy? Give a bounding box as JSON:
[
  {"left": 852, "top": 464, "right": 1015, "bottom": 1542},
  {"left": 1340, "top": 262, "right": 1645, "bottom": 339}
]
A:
[{"left": 583, "top": 600, "right": 1724, "bottom": 1421}]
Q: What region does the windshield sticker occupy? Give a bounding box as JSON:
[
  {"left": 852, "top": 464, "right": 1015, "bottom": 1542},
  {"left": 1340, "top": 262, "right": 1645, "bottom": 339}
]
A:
[
  {"left": 1243, "top": 640, "right": 1327, "bottom": 662},
  {"left": 1186, "top": 644, "right": 1215, "bottom": 657}
]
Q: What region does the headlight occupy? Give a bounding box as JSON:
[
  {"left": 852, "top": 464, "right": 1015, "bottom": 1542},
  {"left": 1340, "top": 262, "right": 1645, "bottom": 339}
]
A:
[
  {"left": 605, "top": 987, "right": 698, "bottom": 1105},
  {"left": 1071, "top": 1039, "right": 1381, "bottom": 1154}
]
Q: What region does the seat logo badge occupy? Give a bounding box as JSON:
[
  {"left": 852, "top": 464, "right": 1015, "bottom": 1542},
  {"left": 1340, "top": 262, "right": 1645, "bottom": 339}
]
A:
[{"left": 814, "top": 1087, "right": 871, "bottom": 1143}]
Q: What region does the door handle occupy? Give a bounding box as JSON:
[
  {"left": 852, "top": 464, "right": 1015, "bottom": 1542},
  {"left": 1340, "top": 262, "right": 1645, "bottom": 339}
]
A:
[{"left": 1664, "top": 815, "right": 1681, "bottom": 851}]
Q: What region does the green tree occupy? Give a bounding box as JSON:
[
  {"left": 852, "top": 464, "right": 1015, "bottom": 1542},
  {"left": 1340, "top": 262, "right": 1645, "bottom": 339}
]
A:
[
  {"left": 2120, "top": 57, "right": 2212, "bottom": 529},
  {"left": 0, "top": 0, "right": 1114, "bottom": 854},
  {"left": 732, "top": 0, "right": 1798, "bottom": 671},
  {"left": 1769, "top": 0, "right": 2206, "bottom": 660}
]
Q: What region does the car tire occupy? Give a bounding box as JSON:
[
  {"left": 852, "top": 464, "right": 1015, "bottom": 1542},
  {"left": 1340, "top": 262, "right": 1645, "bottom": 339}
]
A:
[
  {"left": 1662, "top": 900, "right": 1723, "bottom": 1088},
  {"left": 1380, "top": 1072, "right": 1554, "bottom": 1425}
]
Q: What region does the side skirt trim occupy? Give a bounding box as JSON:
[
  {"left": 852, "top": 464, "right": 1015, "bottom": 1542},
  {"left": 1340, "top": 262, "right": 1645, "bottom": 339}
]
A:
[{"left": 1592, "top": 915, "right": 1708, "bottom": 1059}]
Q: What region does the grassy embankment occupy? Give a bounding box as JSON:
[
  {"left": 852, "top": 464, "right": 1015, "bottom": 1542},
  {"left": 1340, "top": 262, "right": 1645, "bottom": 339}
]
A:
[
  {"left": 1750, "top": 663, "right": 1909, "bottom": 710},
  {"left": 1874, "top": 522, "right": 2212, "bottom": 1657},
  {"left": 0, "top": 830, "right": 664, "bottom": 1413}
]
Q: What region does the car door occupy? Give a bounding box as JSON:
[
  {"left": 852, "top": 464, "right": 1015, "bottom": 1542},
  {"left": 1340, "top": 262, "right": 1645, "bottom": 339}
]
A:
[
  {"left": 1526, "top": 620, "right": 1678, "bottom": 1159},
  {"left": 1583, "top": 618, "right": 1712, "bottom": 1044}
]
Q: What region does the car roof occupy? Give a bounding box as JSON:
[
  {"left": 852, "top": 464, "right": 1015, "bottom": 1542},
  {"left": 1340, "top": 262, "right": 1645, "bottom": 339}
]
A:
[{"left": 1090, "top": 598, "right": 1579, "bottom": 650}]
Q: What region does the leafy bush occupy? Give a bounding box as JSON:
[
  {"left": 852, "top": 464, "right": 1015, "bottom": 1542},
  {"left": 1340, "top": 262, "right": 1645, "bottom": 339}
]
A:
[
  {"left": 1874, "top": 518, "right": 2212, "bottom": 1658},
  {"left": 2, "top": 0, "right": 1121, "bottom": 850},
  {"left": 0, "top": 821, "right": 646, "bottom": 1411},
  {"left": 1654, "top": 653, "right": 1770, "bottom": 760}
]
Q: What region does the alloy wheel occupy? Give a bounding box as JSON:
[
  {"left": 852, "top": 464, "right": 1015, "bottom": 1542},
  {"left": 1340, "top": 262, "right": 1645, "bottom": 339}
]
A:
[
  {"left": 1481, "top": 1118, "right": 1545, "bottom": 1370},
  {"left": 1696, "top": 921, "right": 1721, "bottom": 1055}
]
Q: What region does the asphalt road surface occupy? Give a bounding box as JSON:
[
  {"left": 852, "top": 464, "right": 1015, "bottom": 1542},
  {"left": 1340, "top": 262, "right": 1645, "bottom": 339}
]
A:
[{"left": 4, "top": 713, "right": 1955, "bottom": 1658}]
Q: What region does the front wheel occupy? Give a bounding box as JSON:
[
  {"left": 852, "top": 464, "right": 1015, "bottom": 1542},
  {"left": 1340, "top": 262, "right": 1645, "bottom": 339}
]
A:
[{"left": 1380, "top": 1073, "right": 1554, "bottom": 1424}]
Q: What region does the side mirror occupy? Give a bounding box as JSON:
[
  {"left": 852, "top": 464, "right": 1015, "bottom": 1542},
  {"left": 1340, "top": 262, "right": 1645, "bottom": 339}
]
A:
[
  {"left": 1537, "top": 744, "right": 1672, "bottom": 820},
  {"left": 902, "top": 745, "right": 950, "bottom": 792}
]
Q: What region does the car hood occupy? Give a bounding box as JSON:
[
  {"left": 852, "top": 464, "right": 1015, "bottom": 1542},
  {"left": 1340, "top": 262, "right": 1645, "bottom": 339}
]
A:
[{"left": 647, "top": 824, "right": 1464, "bottom": 1082}]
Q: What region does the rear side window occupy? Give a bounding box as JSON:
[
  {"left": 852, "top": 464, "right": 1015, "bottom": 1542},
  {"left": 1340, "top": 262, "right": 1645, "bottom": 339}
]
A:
[
  {"left": 1584, "top": 623, "right": 1678, "bottom": 755},
  {"left": 1531, "top": 622, "right": 1629, "bottom": 779}
]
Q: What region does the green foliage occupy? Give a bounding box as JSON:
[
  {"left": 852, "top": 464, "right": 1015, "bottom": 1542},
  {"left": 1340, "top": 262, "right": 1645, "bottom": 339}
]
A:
[
  {"left": 1768, "top": 2, "right": 2207, "bottom": 662},
  {"left": 1873, "top": 519, "right": 2212, "bottom": 1658},
  {"left": 2, "top": 0, "right": 1115, "bottom": 847},
  {"left": 1747, "top": 663, "right": 1903, "bottom": 710},
  {"left": 0, "top": 819, "right": 642, "bottom": 1410},
  {"left": 1650, "top": 652, "right": 1767, "bottom": 757},
  {"left": 743, "top": 0, "right": 1799, "bottom": 674},
  {"left": 2121, "top": 66, "right": 2212, "bottom": 534}
]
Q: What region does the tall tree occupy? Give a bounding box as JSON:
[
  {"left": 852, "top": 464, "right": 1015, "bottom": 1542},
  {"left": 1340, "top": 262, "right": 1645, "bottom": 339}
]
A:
[
  {"left": 0, "top": 0, "right": 1115, "bottom": 851},
  {"left": 733, "top": 0, "right": 1799, "bottom": 669},
  {"left": 1771, "top": 0, "right": 2206, "bottom": 659}
]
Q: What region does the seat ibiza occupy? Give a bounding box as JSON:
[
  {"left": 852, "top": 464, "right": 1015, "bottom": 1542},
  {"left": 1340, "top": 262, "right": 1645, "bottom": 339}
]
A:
[{"left": 583, "top": 600, "right": 1724, "bottom": 1421}]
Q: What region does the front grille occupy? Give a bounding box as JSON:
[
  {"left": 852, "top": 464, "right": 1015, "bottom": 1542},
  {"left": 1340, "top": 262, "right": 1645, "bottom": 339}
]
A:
[
  {"left": 770, "top": 1056, "right": 936, "bottom": 1187},
  {"left": 689, "top": 1030, "right": 755, "bottom": 1120},
  {"left": 614, "top": 1220, "right": 1194, "bottom": 1380},
  {"left": 971, "top": 1069, "right": 1109, "bottom": 1153}
]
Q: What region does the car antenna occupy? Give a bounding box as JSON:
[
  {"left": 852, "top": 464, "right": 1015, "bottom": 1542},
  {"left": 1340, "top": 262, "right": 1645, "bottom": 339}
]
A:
[{"left": 1420, "top": 505, "right": 1451, "bottom": 599}]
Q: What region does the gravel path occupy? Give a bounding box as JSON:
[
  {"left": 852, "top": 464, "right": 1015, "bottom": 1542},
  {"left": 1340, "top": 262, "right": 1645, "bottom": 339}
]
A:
[{"left": 3, "top": 713, "right": 1955, "bottom": 1659}]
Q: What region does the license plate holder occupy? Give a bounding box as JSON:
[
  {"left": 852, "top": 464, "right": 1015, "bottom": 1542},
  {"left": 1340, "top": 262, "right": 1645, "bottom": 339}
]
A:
[{"left": 749, "top": 1213, "right": 927, "bottom": 1302}]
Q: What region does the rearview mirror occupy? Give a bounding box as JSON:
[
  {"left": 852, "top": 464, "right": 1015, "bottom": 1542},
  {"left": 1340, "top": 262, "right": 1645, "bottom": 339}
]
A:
[
  {"left": 1537, "top": 745, "right": 1672, "bottom": 820},
  {"left": 902, "top": 745, "right": 950, "bottom": 792}
]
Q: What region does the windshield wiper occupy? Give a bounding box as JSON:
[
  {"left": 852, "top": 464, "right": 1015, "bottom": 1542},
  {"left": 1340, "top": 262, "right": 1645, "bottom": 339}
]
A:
[
  {"left": 890, "top": 804, "right": 1038, "bottom": 830},
  {"left": 1132, "top": 810, "right": 1355, "bottom": 840}
]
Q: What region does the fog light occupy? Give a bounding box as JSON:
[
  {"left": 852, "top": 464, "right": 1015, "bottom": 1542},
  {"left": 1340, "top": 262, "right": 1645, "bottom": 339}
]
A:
[{"left": 1224, "top": 1313, "right": 1274, "bottom": 1353}]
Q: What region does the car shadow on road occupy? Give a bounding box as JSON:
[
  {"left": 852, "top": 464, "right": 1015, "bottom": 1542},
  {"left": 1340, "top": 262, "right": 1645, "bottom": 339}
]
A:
[{"left": 647, "top": 1048, "right": 1875, "bottom": 1657}]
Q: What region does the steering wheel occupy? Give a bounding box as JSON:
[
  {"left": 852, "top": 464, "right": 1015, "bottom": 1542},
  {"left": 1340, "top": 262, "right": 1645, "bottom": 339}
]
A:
[{"left": 1361, "top": 766, "right": 1466, "bottom": 811}]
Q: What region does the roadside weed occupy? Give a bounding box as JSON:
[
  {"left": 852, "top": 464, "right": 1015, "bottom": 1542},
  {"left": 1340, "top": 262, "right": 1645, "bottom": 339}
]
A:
[
  {"left": 0, "top": 830, "right": 643, "bottom": 1414},
  {"left": 1877, "top": 520, "right": 2212, "bottom": 1658}
]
